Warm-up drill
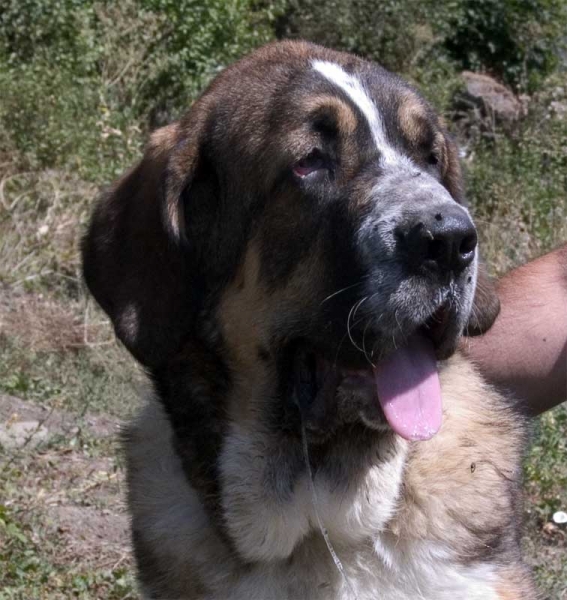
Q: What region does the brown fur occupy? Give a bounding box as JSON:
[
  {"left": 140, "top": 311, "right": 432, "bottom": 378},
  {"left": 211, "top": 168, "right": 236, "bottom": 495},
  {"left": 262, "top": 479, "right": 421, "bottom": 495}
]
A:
[
  {"left": 393, "top": 356, "right": 525, "bottom": 555},
  {"left": 83, "top": 41, "right": 535, "bottom": 599},
  {"left": 397, "top": 92, "right": 429, "bottom": 145}
]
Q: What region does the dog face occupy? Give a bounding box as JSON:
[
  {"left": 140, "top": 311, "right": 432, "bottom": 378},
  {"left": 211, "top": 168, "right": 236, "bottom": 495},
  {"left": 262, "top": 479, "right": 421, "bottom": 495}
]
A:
[{"left": 83, "top": 40, "right": 500, "bottom": 557}]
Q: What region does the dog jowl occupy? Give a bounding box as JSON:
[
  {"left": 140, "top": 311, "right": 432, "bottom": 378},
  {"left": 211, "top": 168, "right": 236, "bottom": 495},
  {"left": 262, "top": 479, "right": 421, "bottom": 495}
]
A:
[{"left": 83, "top": 41, "right": 535, "bottom": 600}]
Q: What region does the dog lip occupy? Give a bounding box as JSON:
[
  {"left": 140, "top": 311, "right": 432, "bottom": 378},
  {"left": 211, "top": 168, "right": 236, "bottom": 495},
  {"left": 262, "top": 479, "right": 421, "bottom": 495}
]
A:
[
  {"left": 419, "top": 302, "right": 463, "bottom": 360},
  {"left": 421, "top": 304, "right": 451, "bottom": 346},
  {"left": 299, "top": 300, "right": 460, "bottom": 370},
  {"left": 292, "top": 299, "right": 462, "bottom": 429},
  {"left": 292, "top": 343, "right": 381, "bottom": 438}
]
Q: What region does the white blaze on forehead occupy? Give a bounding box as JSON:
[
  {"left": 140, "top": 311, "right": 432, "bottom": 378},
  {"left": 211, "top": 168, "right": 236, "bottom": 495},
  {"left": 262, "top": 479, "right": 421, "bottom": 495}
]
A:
[{"left": 312, "top": 60, "right": 411, "bottom": 168}]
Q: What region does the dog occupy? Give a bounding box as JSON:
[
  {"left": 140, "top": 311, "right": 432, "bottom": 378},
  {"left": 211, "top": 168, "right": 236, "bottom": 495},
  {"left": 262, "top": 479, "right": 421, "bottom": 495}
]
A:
[{"left": 82, "top": 41, "right": 537, "bottom": 599}]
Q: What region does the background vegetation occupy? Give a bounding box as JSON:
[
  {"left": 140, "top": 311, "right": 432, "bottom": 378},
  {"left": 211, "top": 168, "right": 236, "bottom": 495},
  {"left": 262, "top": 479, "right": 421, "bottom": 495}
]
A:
[{"left": 0, "top": 0, "right": 566, "bottom": 598}]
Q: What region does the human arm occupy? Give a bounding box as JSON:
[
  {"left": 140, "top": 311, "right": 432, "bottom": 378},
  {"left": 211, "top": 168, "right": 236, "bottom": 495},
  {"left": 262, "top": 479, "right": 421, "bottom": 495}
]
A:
[{"left": 461, "top": 244, "right": 567, "bottom": 415}]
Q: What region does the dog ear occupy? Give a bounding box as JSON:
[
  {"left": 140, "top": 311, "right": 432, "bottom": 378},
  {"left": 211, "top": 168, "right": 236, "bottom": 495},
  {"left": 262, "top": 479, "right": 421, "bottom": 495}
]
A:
[
  {"left": 82, "top": 112, "right": 214, "bottom": 368},
  {"left": 442, "top": 130, "right": 500, "bottom": 336},
  {"left": 439, "top": 130, "right": 500, "bottom": 335},
  {"left": 464, "top": 264, "right": 501, "bottom": 336},
  {"left": 439, "top": 128, "right": 465, "bottom": 204}
]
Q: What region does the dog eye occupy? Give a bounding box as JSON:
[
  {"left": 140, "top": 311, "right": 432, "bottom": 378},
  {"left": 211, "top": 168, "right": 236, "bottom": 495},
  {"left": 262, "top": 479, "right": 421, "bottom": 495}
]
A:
[
  {"left": 293, "top": 150, "right": 327, "bottom": 178},
  {"left": 427, "top": 153, "right": 439, "bottom": 166}
]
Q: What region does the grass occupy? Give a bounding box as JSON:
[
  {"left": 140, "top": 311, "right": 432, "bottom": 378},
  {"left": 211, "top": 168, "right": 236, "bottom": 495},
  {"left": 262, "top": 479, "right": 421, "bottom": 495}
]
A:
[
  {"left": 526, "top": 408, "right": 567, "bottom": 521},
  {"left": 0, "top": 294, "right": 140, "bottom": 599},
  {"left": 524, "top": 407, "right": 567, "bottom": 599},
  {"left": 0, "top": 504, "right": 135, "bottom": 600},
  {"left": 1, "top": 261, "right": 566, "bottom": 600},
  {"left": 0, "top": 423, "right": 137, "bottom": 600},
  {"left": 0, "top": 293, "right": 140, "bottom": 599},
  {"left": 0, "top": 333, "right": 140, "bottom": 419},
  {"left": 0, "top": 7, "right": 565, "bottom": 594}
]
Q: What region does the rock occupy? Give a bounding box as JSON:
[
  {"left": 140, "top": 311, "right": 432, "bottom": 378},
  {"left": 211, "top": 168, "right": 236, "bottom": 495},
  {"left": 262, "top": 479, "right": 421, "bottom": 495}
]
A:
[
  {"left": 455, "top": 71, "right": 523, "bottom": 125},
  {"left": 543, "top": 521, "right": 559, "bottom": 535},
  {"left": 550, "top": 100, "right": 567, "bottom": 120},
  {"left": 0, "top": 420, "right": 49, "bottom": 449}
]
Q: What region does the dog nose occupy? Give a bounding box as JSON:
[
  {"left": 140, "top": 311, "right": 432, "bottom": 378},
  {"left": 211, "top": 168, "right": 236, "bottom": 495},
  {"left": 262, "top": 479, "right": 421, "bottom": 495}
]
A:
[{"left": 397, "top": 205, "right": 477, "bottom": 274}]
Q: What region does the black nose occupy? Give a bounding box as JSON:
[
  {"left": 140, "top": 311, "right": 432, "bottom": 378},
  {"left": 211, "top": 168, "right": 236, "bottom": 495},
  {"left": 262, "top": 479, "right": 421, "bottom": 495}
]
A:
[{"left": 397, "top": 205, "right": 477, "bottom": 274}]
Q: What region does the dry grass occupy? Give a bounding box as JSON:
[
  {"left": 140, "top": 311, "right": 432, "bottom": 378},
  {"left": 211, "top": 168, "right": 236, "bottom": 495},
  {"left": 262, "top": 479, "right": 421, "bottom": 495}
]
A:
[
  {"left": 0, "top": 395, "right": 135, "bottom": 600},
  {"left": 0, "top": 31, "right": 565, "bottom": 597},
  {"left": 2, "top": 294, "right": 86, "bottom": 353},
  {"left": 0, "top": 291, "right": 117, "bottom": 354},
  {"left": 0, "top": 287, "right": 141, "bottom": 421},
  {"left": 0, "top": 169, "right": 96, "bottom": 297},
  {"left": 475, "top": 204, "right": 567, "bottom": 277}
]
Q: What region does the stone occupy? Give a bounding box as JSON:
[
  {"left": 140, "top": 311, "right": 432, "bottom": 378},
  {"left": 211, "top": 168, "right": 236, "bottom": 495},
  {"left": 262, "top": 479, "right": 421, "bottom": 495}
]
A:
[
  {"left": 456, "top": 71, "right": 523, "bottom": 124},
  {"left": 550, "top": 100, "right": 567, "bottom": 120},
  {"left": 0, "top": 420, "right": 49, "bottom": 449}
]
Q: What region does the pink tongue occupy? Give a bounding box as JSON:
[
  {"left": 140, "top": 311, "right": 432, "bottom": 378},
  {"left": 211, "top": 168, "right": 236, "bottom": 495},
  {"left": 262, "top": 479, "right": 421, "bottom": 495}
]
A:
[{"left": 373, "top": 334, "right": 442, "bottom": 441}]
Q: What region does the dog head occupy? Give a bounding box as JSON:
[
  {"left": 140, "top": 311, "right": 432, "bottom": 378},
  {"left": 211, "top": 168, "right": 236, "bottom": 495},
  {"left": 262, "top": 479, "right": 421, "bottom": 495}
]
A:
[{"left": 83, "top": 39, "right": 499, "bottom": 516}]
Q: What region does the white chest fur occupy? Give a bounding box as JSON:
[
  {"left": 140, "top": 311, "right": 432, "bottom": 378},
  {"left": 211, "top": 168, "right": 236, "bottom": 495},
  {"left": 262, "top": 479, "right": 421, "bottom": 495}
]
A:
[
  {"left": 130, "top": 355, "right": 523, "bottom": 600},
  {"left": 225, "top": 543, "right": 499, "bottom": 600},
  {"left": 218, "top": 424, "right": 407, "bottom": 562},
  {"left": 217, "top": 423, "right": 498, "bottom": 600}
]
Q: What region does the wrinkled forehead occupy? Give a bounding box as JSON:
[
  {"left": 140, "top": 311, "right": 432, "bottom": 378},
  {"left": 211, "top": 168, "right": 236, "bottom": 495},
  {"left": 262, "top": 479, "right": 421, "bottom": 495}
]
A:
[
  {"left": 273, "top": 57, "right": 440, "bottom": 164},
  {"left": 311, "top": 61, "right": 414, "bottom": 165}
]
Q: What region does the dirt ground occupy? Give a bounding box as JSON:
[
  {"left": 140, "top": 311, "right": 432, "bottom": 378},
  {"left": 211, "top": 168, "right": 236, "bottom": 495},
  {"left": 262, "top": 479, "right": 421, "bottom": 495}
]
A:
[
  {"left": 0, "top": 393, "right": 134, "bottom": 598},
  {"left": 1, "top": 373, "right": 565, "bottom": 599}
]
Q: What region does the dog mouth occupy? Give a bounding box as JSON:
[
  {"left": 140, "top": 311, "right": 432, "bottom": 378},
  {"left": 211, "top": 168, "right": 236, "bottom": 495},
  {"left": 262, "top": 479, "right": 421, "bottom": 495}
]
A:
[{"left": 292, "top": 304, "right": 456, "bottom": 442}]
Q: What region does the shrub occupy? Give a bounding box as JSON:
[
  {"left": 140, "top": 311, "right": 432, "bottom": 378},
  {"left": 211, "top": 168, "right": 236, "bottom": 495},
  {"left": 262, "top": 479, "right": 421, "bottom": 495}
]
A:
[
  {"left": 444, "top": 0, "right": 567, "bottom": 92},
  {"left": 276, "top": 0, "right": 440, "bottom": 74},
  {"left": 463, "top": 77, "right": 567, "bottom": 271},
  {"left": 138, "top": 0, "right": 284, "bottom": 126},
  {"left": 0, "top": 0, "right": 282, "bottom": 179},
  {"left": 0, "top": 60, "right": 142, "bottom": 181},
  {"left": 0, "top": 1, "right": 156, "bottom": 180},
  {"left": 277, "top": 0, "right": 567, "bottom": 92},
  {"left": 0, "top": 0, "right": 98, "bottom": 72}
]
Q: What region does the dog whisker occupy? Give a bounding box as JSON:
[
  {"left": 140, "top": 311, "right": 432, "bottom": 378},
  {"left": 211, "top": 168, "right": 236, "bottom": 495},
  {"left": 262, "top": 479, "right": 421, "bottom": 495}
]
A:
[
  {"left": 353, "top": 295, "right": 368, "bottom": 322},
  {"left": 320, "top": 281, "right": 365, "bottom": 306},
  {"left": 347, "top": 297, "right": 369, "bottom": 354},
  {"left": 333, "top": 313, "right": 369, "bottom": 369},
  {"left": 362, "top": 319, "right": 376, "bottom": 368}
]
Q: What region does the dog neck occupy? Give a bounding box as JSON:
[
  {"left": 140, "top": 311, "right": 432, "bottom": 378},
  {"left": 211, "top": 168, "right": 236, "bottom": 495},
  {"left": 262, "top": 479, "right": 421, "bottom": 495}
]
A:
[{"left": 151, "top": 332, "right": 409, "bottom": 561}]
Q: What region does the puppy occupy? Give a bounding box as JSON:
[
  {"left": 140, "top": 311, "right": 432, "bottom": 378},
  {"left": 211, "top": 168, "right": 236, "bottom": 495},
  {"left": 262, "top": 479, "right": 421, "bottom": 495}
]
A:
[{"left": 83, "top": 41, "right": 537, "bottom": 599}]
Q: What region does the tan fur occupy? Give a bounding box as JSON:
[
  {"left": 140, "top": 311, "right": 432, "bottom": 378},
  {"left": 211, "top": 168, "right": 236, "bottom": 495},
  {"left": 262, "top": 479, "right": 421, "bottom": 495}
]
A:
[
  {"left": 218, "top": 244, "right": 272, "bottom": 423},
  {"left": 219, "top": 244, "right": 267, "bottom": 368},
  {"left": 440, "top": 128, "right": 465, "bottom": 202},
  {"left": 219, "top": 238, "right": 329, "bottom": 423},
  {"left": 393, "top": 355, "right": 522, "bottom": 545},
  {"left": 83, "top": 40, "right": 535, "bottom": 599},
  {"left": 125, "top": 359, "right": 537, "bottom": 599},
  {"left": 146, "top": 122, "right": 179, "bottom": 160},
  {"left": 146, "top": 123, "right": 184, "bottom": 238},
  {"left": 397, "top": 92, "right": 428, "bottom": 144},
  {"left": 302, "top": 95, "right": 358, "bottom": 135}
]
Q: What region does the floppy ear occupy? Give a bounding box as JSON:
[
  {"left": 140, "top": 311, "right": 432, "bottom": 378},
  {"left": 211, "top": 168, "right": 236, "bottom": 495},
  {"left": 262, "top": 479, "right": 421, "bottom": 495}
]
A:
[
  {"left": 464, "top": 264, "right": 501, "bottom": 336},
  {"left": 439, "top": 130, "right": 500, "bottom": 336},
  {"left": 82, "top": 116, "right": 214, "bottom": 368},
  {"left": 439, "top": 127, "right": 465, "bottom": 204}
]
